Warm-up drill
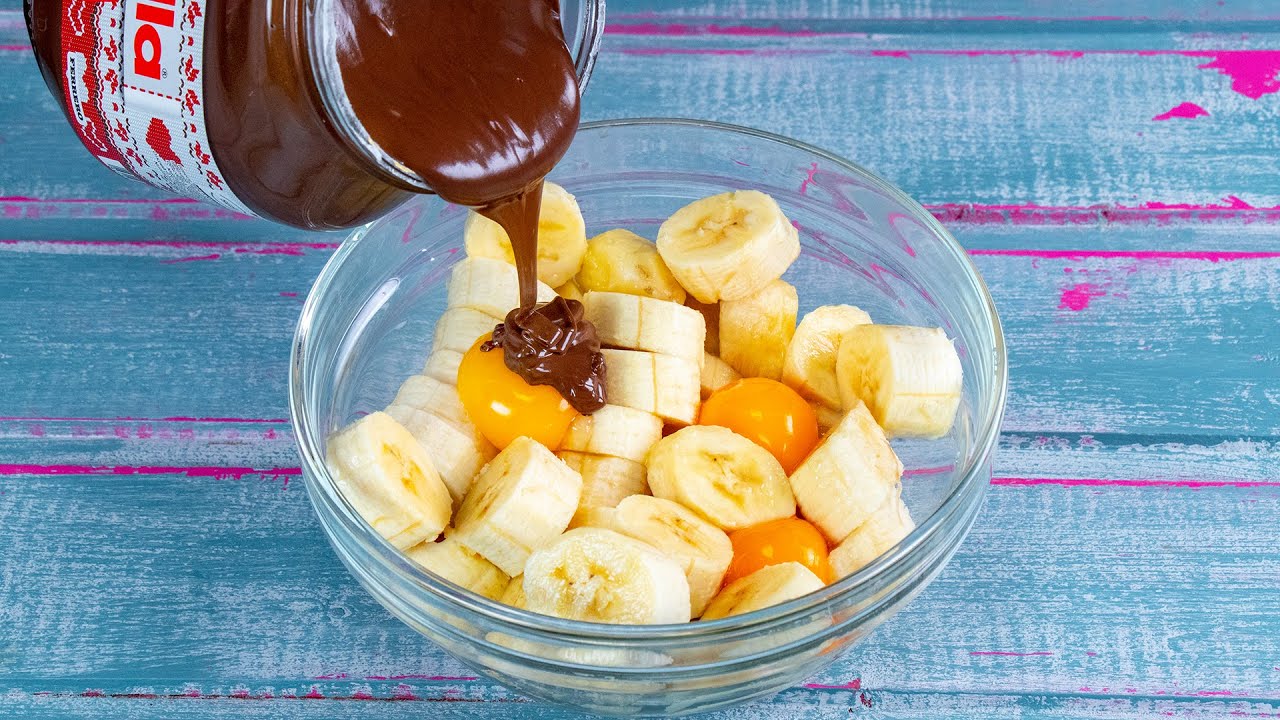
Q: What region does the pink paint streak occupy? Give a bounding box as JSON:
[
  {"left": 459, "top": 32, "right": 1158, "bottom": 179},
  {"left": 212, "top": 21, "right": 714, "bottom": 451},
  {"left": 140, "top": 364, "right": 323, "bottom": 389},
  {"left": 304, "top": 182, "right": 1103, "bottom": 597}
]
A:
[
  {"left": 1059, "top": 283, "right": 1107, "bottom": 311},
  {"left": 0, "top": 44, "right": 30, "bottom": 52},
  {"left": 1152, "top": 102, "right": 1210, "bottom": 121},
  {"left": 993, "top": 477, "right": 1280, "bottom": 489},
  {"left": 606, "top": 22, "right": 838, "bottom": 38},
  {"left": 161, "top": 253, "right": 221, "bottom": 264},
  {"left": 0, "top": 463, "right": 301, "bottom": 478},
  {"left": 972, "top": 249, "right": 1280, "bottom": 261},
  {"left": 970, "top": 651, "right": 1054, "bottom": 657},
  {"left": 364, "top": 674, "right": 478, "bottom": 682},
  {"left": 798, "top": 162, "right": 819, "bottom": 196},
  {"left": 279, "top": 292, "right": 299, "bottom": 297},
  {"left": 804, "top": 679, "right": 862, "bottom": 690},
  {"left": 927, "top": 200, "right": 1280, "bottom": 227}
]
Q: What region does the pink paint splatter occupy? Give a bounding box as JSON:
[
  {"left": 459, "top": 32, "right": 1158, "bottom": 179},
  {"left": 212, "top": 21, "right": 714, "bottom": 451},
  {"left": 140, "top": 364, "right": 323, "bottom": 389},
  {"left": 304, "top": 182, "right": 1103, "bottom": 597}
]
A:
[
  {"left": 804, "top": 679, "right": 861, "bottom": 690},
  {"left": 1197, "top": 51, "right": 1280, "bottom": 99},
  {"left": 798, "top": 162, "right": 818, "bottom": 195},
  {"left": 28, "top": 424, "right": 45, "bottom": 437},
  {"left": 303, "top": 686, "right": 325, "bottom": 699},
  {"left": 1058, "top": 283, "right": 1107, "bottom": 311},
  {"left": 1152, "top": 102, "right": 1209, "bottom": 121},
  {"left": 279, "top": 292, "right": 298, "bottom": 297}
]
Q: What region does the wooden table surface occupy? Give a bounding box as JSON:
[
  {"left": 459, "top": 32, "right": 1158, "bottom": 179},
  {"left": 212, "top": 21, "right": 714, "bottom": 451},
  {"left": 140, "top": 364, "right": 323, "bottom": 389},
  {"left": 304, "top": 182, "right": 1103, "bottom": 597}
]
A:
[{"left": 3, "top": 1, "right": 1279, "bottom": 718}]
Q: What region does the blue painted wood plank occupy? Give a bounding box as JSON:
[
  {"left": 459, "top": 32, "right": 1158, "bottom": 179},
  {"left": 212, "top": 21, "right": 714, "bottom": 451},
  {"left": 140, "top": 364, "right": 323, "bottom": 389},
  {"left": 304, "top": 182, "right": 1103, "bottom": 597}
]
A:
[
  {"left": 1, "top": 472, "right": 1279, "bottom": 709},
  {"left": 3, "top": 16, "right": 1280, "bottom": 212},
  {"left": 1, "top": 233, "right": 1276, "bottom": 437}
]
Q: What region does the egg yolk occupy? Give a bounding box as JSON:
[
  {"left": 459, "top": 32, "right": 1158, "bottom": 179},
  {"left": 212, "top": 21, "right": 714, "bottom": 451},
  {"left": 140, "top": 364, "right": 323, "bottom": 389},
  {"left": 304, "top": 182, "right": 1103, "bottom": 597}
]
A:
[
  {"left": 698, "top": 378, "right": 820, "bottom": 473},
  {"left": 724, "top": 516, "right": 834, "bottom": 586},
  {"left": 456, "top": 337, "right": 578, "bottom": 450}
]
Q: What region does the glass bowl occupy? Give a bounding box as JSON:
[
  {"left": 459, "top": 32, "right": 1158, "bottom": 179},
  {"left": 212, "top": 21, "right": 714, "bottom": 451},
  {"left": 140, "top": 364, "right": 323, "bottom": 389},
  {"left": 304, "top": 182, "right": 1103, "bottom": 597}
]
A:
[{"left": 290, "top": 118, "right": 1007, "bottom": 717}]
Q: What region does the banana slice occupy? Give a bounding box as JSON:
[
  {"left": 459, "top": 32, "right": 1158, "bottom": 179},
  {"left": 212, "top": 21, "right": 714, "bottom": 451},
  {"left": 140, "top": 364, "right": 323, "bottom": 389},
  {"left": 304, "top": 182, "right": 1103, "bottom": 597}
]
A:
[
  {"left": 406, "top": 533, "right": 510, "bottom": 601},
  {"left": 700, "top": 353, "right": 741, "bottom": 399},
  {"left": 782, "top": 305, "right": 873, "bottom": 409},
  {"left": 446, "top": 257, "right": 556, "bottom": 319},
  {"left": 452, "top": 436, "right": 582, "bottom": 576},
  {"left": 811, "top": 402, "right": 843, "bottom": 433},
  {"left": 463, "top": 182, "right": 587, "bottom": 288},
  {"left": 581, "top": 291, "right": 706, "bottom": 365},
  {"left": 836, "top": 324, "right": 963, "bottom": 439},
  {"left": 788, "top": 400, "right": 902, "bottom": 543},
  {"left": 685, "top": 297, "right": 720, "bottom": 354},
  {"left": 559, "top": 452, "right": 649, "bottom": 527},
  {"left": 423, "top": 349, "right": 464, "bottom": 385},
  {"left": 700, "top": 562, "right": 825, "bottom": 620},
  {"left": 584, "top": 495, "right": 733, "bottom": 617},
  {"left": 390, "top": 374, "right": 474, "bottom": 435},
  {"left": 324, "top": 412, "right": 452, "bottom": 550},
  {"left": 555, "top": 277, "right": 585, "bottom": 301},
  {"left": 600, "top": 348, "right": 700, "bottom": 425},
  {"left": 559, "top": 404, "right": 664, "bottom": 463},
  {"left": 385, "top": 405, "right": 495, "bottom": 505},
  {"left": 577, "top": 228, "right": 687, "bottom": 304},
  {"left": 646, "top": 425, "right": 795, "bottom": 531},
  {"left": 656, "top": 190, "right": 800, "bottom": 304},
  {"left": 523, "top": 527, "right": 692, "bottom": 624},
  {"left": 719, "top": 279, "right": 798, "bottom": 380},
  {"left": 829, "top": 486, "right": 915, "bottom": 579},
  {"left": 500, "top": 575, "right": 528, "bottom": 609},
  {"left": 433, "top": 307, "right": 501, "bottom": 355}
]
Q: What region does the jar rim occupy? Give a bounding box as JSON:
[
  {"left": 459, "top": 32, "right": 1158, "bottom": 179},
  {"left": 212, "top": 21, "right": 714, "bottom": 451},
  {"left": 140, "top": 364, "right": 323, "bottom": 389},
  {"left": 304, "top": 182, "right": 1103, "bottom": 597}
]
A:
[
  {"left": 303, "top": 0, "right": 606, "bottom": 193},
  {"left": 290, "top": 117, "right": 1008, "bottom": 650}
]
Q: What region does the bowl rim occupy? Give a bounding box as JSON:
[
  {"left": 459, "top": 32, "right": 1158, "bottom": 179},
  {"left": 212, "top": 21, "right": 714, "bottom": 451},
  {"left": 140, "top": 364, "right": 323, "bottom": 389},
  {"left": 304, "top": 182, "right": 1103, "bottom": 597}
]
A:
[{"left": 290, "top": 116, "right": 1008, "bottom": 643}]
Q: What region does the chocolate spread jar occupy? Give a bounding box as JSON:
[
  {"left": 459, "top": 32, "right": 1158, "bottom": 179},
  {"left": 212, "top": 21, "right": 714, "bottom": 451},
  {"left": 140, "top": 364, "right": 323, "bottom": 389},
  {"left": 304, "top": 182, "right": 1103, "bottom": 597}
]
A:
[{"left": 23, "top": 0, "right": 605, "bottom": 229}]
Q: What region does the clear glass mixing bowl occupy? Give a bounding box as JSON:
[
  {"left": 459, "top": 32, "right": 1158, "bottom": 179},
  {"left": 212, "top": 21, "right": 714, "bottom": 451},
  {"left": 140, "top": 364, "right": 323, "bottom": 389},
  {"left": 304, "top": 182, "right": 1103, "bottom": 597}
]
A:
[{"left": 290, "top": 119, "right": 1007, "bottom": 717}]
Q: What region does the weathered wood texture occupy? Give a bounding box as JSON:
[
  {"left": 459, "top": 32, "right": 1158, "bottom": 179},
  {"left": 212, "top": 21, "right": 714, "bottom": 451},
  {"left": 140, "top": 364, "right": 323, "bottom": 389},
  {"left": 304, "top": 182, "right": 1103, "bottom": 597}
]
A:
[{"left": 1, "top": 1, "right": 1278, "bottom": 718}]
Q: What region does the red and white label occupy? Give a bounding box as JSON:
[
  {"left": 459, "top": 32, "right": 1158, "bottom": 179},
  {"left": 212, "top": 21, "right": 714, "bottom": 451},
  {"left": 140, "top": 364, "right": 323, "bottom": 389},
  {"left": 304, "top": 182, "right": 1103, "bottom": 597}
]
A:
[{"left": 59, "top": 0, "right": 253, "bottom": 214}]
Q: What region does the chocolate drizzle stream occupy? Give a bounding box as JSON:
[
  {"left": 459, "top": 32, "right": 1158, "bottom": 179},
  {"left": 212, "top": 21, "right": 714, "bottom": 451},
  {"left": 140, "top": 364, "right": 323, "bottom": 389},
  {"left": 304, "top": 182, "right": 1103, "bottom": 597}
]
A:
[{"left": 335, "top": 0, "right": 606, "bottom": 412}]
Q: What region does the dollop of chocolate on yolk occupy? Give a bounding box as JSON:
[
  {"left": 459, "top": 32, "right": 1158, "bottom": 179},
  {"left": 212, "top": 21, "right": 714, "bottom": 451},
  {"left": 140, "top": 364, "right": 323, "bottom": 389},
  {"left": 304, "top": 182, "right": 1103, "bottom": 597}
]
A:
[{"left": 482, "top": 296, "right": 607, "bottom": 414}]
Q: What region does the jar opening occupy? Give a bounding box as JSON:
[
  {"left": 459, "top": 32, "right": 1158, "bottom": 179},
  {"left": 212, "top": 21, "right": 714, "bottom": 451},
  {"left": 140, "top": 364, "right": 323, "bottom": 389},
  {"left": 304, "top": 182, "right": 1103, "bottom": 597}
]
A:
[{"left": 305, "top": 0, "right": 605, "bottom": 193}]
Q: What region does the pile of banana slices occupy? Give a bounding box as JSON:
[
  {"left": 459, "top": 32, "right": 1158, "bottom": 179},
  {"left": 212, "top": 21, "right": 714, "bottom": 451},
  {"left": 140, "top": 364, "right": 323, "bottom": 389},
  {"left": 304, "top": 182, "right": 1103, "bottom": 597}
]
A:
[{"left": 326, "top": 185, "right": 964, "bottom": 625}]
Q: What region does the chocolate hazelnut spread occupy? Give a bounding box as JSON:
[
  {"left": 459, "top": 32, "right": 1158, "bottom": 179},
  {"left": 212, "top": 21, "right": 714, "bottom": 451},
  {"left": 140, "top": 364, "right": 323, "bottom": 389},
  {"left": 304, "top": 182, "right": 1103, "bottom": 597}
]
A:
[{"left": 332, "top": 0, "right": 606, "bottom": 411}]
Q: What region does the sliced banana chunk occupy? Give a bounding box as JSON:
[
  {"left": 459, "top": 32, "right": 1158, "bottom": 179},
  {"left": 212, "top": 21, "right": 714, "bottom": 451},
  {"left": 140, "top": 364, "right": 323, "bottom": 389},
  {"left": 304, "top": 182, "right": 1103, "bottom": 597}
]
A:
[
  {"left": 647, "top": 425, "right": 796, "bottom": 532},
  {"left": 452, "top": 436, "right": 582, "bottom": 576},
  {"left": 463, "top": 182, "right": 588, "bottom": 288},
  {"left": 385, "top": 405, "right": 495, "bottom": 506},
  {"left": 325, "top": 412, "right": 452, "bottom": 550},
  {"left": 559, "top": 403, "right": 664, "bottom": 464},
  {"left": 788, "top": 401, "right": 902, "bottom": 544},
  {"left": 446, "top": 257, "right": 556, "bottom": 319},
  {"left": 782, "top": 305, "right": 873, "bottom": 410},
  {"left": 700, "top": 352, "right": 741, "bottom": 399},
  {"left": 836, "top": 324, "right": 963, "bottom": 438},
  {"left": 719, "top": 279, "right": 798, "bottom": 381},
  {"left": 558, "top": 451, "right": 650, "bottom": 526},
  {"left": 406, "top": 533, "right": 510, "bottom": 601},
  {"left": 830, "top": 487, "right": 915, "bottom": 579},
  {"left": 582, "top": 291, "right": 706, "bottom": 365},
  {"left": 555, "top": 277, "right": 585, "bottom": 301},
  {"left": 523, "top": 527, "right": 692, "bottom": 624},
  {"left": 811, "top": 402, "right": 843, "bottom": 433},
  {"left": 700, "top": 562, "right": 825, "bottom": 620},
  {"left": 500, "top": 575, "right": 529, "bottom": 609},
  {"left": 585, "top": 495, "right": 733, "bottom": 618},
  {"left": 423, "top": 349, "right": 464, "bottom": 385},
  {"left": 599, "top": 348, "right": 700, "bottom": 425},
  {"left": 391, "top": 374, "right": 473, "bottom": 434},
  {"left": 656, "top": 190, "right": 800, "bottom": 304},
  {"left": 433, "top": 307, "right": 501, "bottom": 355},
  {"left": 577, "top": 228, "right": 687, "bottom": 304}
]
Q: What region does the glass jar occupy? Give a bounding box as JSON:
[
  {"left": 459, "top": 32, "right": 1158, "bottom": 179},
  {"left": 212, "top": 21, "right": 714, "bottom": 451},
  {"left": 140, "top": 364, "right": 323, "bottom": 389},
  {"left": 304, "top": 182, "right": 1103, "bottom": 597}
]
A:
[
  {"left": 291, "top": 119, "right": 1007, "bottom": 716},
  {"left": 23, "top": 0, "right": 605, "bottom": 229}
]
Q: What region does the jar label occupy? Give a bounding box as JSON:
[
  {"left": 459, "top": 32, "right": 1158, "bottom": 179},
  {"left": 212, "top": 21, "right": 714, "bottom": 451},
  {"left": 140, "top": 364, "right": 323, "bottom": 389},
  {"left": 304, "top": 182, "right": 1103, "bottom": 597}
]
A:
[{"left": 59, "top": 0, "right": 255, "bottom": 215}]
